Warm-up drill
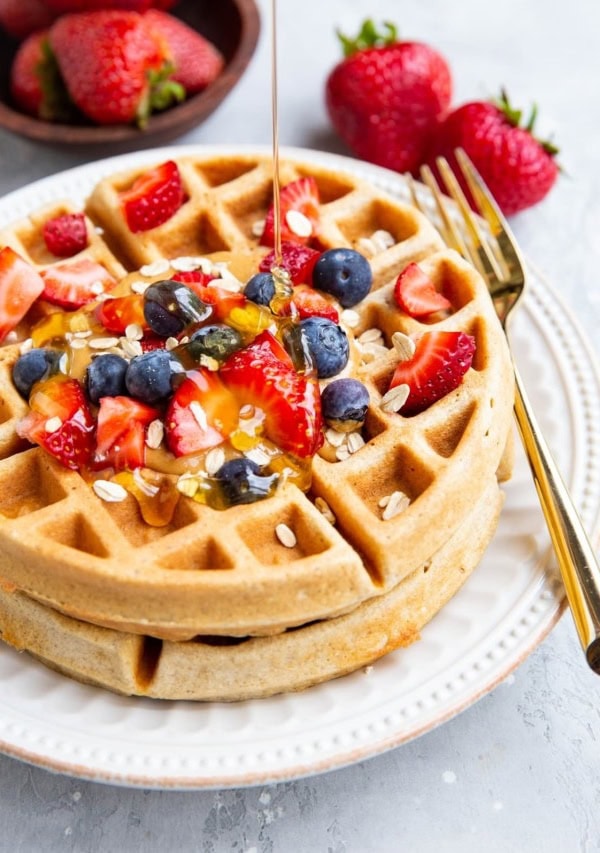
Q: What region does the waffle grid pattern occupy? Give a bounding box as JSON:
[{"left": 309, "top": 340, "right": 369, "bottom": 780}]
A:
[{"left": 0, "top": 155, "right": 515, "bottom": 698}]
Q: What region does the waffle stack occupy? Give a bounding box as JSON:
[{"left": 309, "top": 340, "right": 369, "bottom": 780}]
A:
[{"left": 0, "top": 153, "right": 514, "bottom": 700}]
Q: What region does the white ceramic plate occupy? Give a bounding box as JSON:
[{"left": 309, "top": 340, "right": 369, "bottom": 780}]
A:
[{"left": 0, "top": 146, "right": 599, "bottom": 789}]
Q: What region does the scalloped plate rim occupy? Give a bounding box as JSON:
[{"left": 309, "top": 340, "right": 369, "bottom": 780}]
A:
[{"left": 0, "top": 145, "right": 597, "bottom": 789}]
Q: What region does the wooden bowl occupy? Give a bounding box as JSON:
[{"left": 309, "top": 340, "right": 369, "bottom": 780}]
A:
[{"left": 0, "top": 0, "right": 260, "bottom": 148}]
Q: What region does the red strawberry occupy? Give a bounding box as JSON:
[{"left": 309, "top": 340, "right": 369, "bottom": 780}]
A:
[
  {"left": 164, "top": 368, "right": 238, "bottom": 457},
  {"left": 41, "top": 258, "right": 117, "bottom": 309},
  {"left": 0, "top": 247, "right": 45, "bottom": 342},
  {"left": 120, "top": 160, "right": 185, "bottom": 232},
  {"left": 95, "top": 293, "right": 148, "bottom": 334},
  {"left": 17, "top": 375, "right": 95, "bottom": 470},
  {"left": 427, "top": 91, "right": 559, "bottom": 216},
  {"left": 44, "top": 1, "right": 153, "bottom": 11},
  {"left": 0, "top": 0, "right": 54, "bottom": 39},
  {"left": 144, "top": 9, "right": 224, "bottom": 94},
  {"left": 42, "top": 212, "right": 88, "bottom": 258},
  {"left": 325, "top": 20, "right": 452, "bottom": 174},
  {"left": 259, "top": 242, "right": 320, "bottom": 285},
  {"left": 170, "top": 270, "right": 215, "bottom": 287},
  {"left": 48, "top": 10, "right": 184, "bottom": 126},
  {"left": 259, "top": 177, "right": 320, "bottom": 248},
  {"left": 390, "top": 331, "right": 475, "bottom": 416},
  {"left": 287, "top": 285, "right": 339, "bottom": 322},
  {"left": 95, "top": 395, "right": 159, "bottom": 470},
  {"left": 393, "top": 263, "right": 451, "bottom": 318},
  {"left": 139, "top": 334, "right": 166, "bottom": 352},
  {"left": 10, "top": 31, "right": 46, "bottom": 117},
  {"left": 9, "top": 28, "right": 75, "bottom": 122},
  {"left": 43, "top": 0, "right": 178, "bottom": 10},
  {"left": 220, "top": 330, "right": 323, "bottom": 458}
]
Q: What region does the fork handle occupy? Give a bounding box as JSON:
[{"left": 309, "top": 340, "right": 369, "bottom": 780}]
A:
[{"left": 513, "top": 363, "right": 600, "bottom": 672}]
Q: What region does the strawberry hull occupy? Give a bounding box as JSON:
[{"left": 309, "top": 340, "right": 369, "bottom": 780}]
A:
[{"left": 427, "top": 98, "right": 559, "bottom": 216}]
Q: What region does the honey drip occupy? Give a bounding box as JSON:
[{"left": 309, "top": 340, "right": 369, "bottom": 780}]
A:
[{"left": 269, "top": 0, "right": 293, "bottom": 303}]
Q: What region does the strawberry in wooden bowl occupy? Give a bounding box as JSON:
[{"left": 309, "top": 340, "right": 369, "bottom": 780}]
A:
[{"left": 0, "top": 0, "right": 260, "bottom": 147}]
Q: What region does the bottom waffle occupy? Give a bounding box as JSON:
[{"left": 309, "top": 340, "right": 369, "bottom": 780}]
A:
[{"left": 0, "top": 478, "right": 503, "bottom": 702}]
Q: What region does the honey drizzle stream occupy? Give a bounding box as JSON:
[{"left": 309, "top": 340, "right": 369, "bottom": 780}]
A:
[
  {"left": 269, "top": 0, "right": 292, "bottom": 300},
  {"left": 271, "top": 0, "right": 282, "bottom": 267}
]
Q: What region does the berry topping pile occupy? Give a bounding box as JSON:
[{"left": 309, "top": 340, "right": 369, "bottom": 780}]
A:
[{"left": 3, "top": 172, "right": 479, "bottom": 523}]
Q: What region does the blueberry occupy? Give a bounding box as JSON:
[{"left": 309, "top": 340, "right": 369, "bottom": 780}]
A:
[
  {"left": 214, "top": 457, "right": 278, "bottom": 506},
  {"left": 12, "top": 348, "right": 60, "bottom": 398},
  {"left": 187, "top": 324, "right": 243, "bottom": 362},
  {"left": 299, "top": 317, "right": 349, "bottom": 379},
  {"left": 312, "top": 248, "right": 372, "bottom": 308},
  {"left": 321, "top": 379, "right": 370, "bottom": 432},
  {"left": 125, "top": 349, "right": 175, "bottom": 404},
  {"left": 244, "top": 272, "right": 276, "bottom": 306},
  {"left": 144, "top": 280, "right": 212, "bottom": 337},
  {"left": 85, "top": 354, "right": 128, "bottom": 404}
]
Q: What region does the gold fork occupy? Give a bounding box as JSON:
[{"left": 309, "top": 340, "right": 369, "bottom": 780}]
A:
[{"left": 408, "top": 148, "right": 600, "bottom": 674}]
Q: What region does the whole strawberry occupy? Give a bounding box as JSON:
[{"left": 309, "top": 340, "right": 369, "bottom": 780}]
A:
[
  {"left": 10, "top": 31, "right": 47, "bottom": 117},
  {"left": 144, "top": 9, "right": 224, "bottom": 94},
  {"left": 428, "top": 91, "right": 559, "bottom": 215},
  {"left": 325, "top": 20, "right": 452, "bottom": 174},
  {"left": 10, "top": 29, "right": 76, "bottom": 121},
  {"left": 48, "top": 10, "right": 184, "bottom": 126},
  {"left": 41, "top": 0, "right": 170, "bottom": 11},
  {"left": 0, "top": 0, "right": 54, "bottom": 40}
]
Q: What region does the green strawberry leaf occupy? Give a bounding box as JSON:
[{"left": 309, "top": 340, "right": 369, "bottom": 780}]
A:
[
  {"left": 36, "top": 39, "right": 79, "bottom": 123},
  {"left": 137, "top": 63, "right": 186, "bottom": 129},
  {"left": 337, "top": 19, "right": 398, "bottom": 57},
  {"left": 494, "top": 88, "right": 560, "bottom": 157}
]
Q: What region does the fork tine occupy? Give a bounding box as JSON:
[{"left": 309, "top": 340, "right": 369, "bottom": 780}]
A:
[
  {"left": 407, "top": 169, "right": 468, "bottom": 256},
  {"left": 417, "top": 165, "right": 471, "bottom": 259},
  {"left": 454, "top": 148, "right": 525, "bottom": 277},
  {"left": 433, "top": 157, "right": 506, "bottom": 283},
  {"left": 405, "top": 171, "right": 420, "bottom": 209}
]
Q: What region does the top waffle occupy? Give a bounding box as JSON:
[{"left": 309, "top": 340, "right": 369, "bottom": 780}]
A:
[{"left": 0, "top": 153, "right": 514, "bottom": 643}]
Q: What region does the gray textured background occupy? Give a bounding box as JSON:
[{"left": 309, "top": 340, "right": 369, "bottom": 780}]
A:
[{"left": 1, "top": 0, "right": 600, "bottom": 850}]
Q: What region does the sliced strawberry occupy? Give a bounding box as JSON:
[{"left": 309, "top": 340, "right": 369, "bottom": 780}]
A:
[
  {"left": 393, "top": 263, "right": 451, "bottom": 318},
  {"left": 260, "top": 177, "right": 321, "bottom": 247},
  {"left": 171, "top": 270, "right": 215, "bottom": 288},
  {"left": 390, "top": 331, "right": 476, "bottom": 416},
  {"left": 16, "top": 375, "right": 95, "bottom": 470},
  {"left": 165, "top": 368, "right": 238, "bottom": 457},
  {"left": 140, "top": 334, "right": 166, "bottom": 352},
  {"left": 220, "top": 330, "right": 324, "bottom": 458},
  {"left": 171, "top": 271, "right": 245, "bottom": 321},
  {"left": 41, "top": 258, "right": 117, "bottom": 309},
  {"left": 286, "top": 285, "right": 339, "bottom": 322},
  {"left": 95, "top": 395, "right": 159, "bottom": 470},
  {"left": 42, "top": 212, "right": 88, "bottom": 258},
  {"left": 0, "top": 247, "right": 45, "bottom": 342},
  {"left": 95, "top": 293, "right": 148, "bottom": 334},
  {"left": 120, "top": 160, "right": 185, "bottom": 233},
  {"left": 259, "top": 242, "right": 321, "bottom": 285}
]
